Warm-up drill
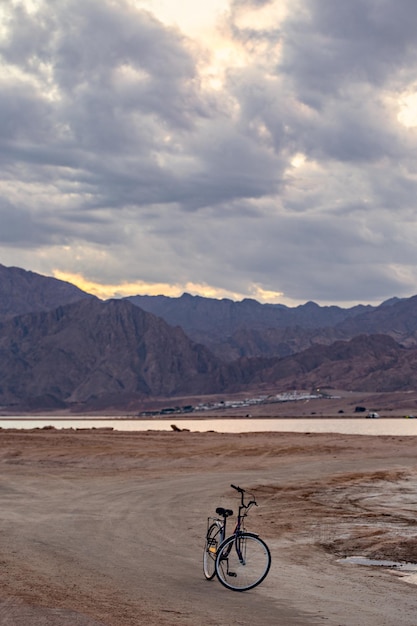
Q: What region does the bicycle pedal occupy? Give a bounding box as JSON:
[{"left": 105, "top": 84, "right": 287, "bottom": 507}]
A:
[{"left": 228, "top": 572, "right": 237, "bottom": 577}]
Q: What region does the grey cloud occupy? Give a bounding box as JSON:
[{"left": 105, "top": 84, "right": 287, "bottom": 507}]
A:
[
  {"left": 210, "top": 207, "right": 415, "bottom": 303},
  {"left": 51, "top": 1, "right": 204, "bottom": 130},
  {"left": 223, "top": 7, "right": 416, "bottom": 168},
  {"left": 0, "top": 2, "right": 52, "bottom": 69},
  {"left": 0, "top": 195, "right": 128, "bottom": 248},
  {"left": 298, "top": 95, "right": 404, "bottom": 164},
  {"left": 0, "top": 81, "right": 53, "bottom": 147},
  {"left": 280, "top": 0, "right": 417, "bottom": 102},
  {"left": 1, "top": 0, "right": 417, "bottom": 306},
  {"left": 0, "top": 201, "right": 48, "bottom": 246},
  {"left": 311, "top": 1, "right": 417, "bottom": 55},
  {"left": 231, "top": 0, "right": 273, "bottom": 7},
  {"left": 1, "top": 0, "right": 283, "bottom": 212},
  {"left": 371, "top": 172, "right": 417, "bottom": 212},
  {"left": 0, "top": 1, "right": 212, "bottom": 203}
]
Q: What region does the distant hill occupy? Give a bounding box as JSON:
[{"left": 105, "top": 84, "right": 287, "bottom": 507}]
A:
[
  {"left": 228, "top": 334, "right": 414, "bottom": 393},
  {"left": 126, "top": 293, "right": 372, "bottom": 334},
  {"left": 125, "top": 293, "right": 375, "bottom": 359},
  {"left": 334, "top": 295, "right": 417, "bottom": 347},
  {"left": 125, "top": 293, "right": 417, "bottom": 361},
  {"left": 0, "top": 298, "right": 415, "bottom": 411},
  {"left": 1, "top": 264, "right": 417, "bottom": 411},
  {"left": 0, "top": 264, "right": 92, "bottom": 318},
  {"left": 0, "top": 298, "right": 223, "bottom": 411}
]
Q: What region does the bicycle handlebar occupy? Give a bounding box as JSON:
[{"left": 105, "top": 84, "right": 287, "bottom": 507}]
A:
[{"left": 231, "top": 484, "right": 257, "bottom": 508}]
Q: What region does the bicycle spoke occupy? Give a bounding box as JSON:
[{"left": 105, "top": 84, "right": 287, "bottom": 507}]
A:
[{"left": 215, "top": 534, "right": 271, "bottom": 591}]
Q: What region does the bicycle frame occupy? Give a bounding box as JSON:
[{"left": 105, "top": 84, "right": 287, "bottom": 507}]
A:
[
  {"left": 206, "top": 515, "right": 225, "bottom": 542},
  {"left": 217, "top": 484, "right": 257, "bottom": 564}
]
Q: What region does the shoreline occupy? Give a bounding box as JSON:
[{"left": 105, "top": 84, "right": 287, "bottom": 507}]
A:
[
  {"left": 1, "top": 388, "right": 417, "bottom": 419},
  {"left": 0, "top": 414, "right": 413, "bottom": 420}
]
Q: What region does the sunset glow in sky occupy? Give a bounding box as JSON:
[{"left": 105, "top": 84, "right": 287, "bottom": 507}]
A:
[{"left": 2, "top": 0, "right": 417, "bottom": 306}]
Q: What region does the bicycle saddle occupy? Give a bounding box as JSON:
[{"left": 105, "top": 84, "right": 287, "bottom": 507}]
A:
[{"left": 216, "top": 507, "right": 233, "bottom": 518}]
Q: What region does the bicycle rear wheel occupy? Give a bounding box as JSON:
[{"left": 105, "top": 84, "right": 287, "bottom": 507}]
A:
[
  {"left": 215, "top": 532, "right": 271, "bottom": 591},
  {"left": 203, "top": 521, "right": 223, "bottom": 580}
]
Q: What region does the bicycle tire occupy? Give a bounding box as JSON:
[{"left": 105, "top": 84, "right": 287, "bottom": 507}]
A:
[
  {"left": 215, "top": 532, "right": 271, "bottom": 591},
  {"left": 203, "top": 521, "right": 223, "bottom": 580}
]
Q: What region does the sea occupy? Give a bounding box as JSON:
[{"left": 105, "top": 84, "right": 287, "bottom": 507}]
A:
[{"left": 1, "top": 417, "right": 417, "bottom": 436}]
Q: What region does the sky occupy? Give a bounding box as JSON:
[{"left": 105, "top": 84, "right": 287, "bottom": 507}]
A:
[{"left": 1, "top": 0, "right": 417, "bottom": 307}]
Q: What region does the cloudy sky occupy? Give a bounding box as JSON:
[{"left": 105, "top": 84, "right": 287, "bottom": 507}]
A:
[{"left": 1, "top": 0, "right": 417, "bottom": 306}]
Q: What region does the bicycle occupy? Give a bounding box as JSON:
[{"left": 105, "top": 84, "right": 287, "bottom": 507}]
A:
[{"left": 203, "top": 484, "right": 271, "bottom": 591}]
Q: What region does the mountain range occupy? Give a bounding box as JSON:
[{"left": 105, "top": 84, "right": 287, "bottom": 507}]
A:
[
  {"left": 0, "top": 263, "right": 416, "bottom": 412},
  {"left": 125, "top": 293, "right": 406, "bottom": 360}
]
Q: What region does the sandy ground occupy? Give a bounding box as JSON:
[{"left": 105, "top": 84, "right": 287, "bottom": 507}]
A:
[{"left": 1, "top": 428, "right": 417, "bottom": 625}]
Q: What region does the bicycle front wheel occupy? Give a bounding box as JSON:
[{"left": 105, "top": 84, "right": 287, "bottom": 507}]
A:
[
  {"left": 203, "top": 521, "right": 223, "bottom": 580},
  {"left": 215, "top": 533, "right": 271, "bottom": 591}
]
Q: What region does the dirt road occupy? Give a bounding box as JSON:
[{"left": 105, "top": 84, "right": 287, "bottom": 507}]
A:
[{"left": 1, "top": 428, "right": 417, "bottom": 625}]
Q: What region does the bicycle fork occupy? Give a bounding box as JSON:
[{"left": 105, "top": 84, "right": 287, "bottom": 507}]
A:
[{"left": 219, "top": 537, "right": 246, "bottom": 577}]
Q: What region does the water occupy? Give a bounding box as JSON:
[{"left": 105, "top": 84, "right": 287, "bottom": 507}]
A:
[
  {"left": 340, "top": 557, "right": 417, "bottom": 585},
  {"left": 341, "top": 557, "right": 417, "bottom": 569},
  {"left": 1, "top": 417, "right": 417, "bottom": 435}
]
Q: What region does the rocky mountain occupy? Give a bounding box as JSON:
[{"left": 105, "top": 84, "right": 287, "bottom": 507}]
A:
[
  {"left": 0, "top": 297, "right": 224, "bottom": 411},
  {"left": 1, "top": 264, "right": 417, "bottom": 411},
  {"left": 334, "top": 295, "right": 417, "bottom": 346},
  {"left": 1, "top": 296, "right": 415, "bottom": 411},
  {"left": 228, "top": 334, "right": 415, "bottom": 393},
  {"left": 126, "top": 293, "right": 410, "bottom": 361},
  {"left": 0, "top": 263, "right": 92, "bottom": 318},
  {"left": 221, "top": 296, "right": 417, "bottom": 363},
  {"left": 126, "top": 293, "right": 372, "bottom": 336}
]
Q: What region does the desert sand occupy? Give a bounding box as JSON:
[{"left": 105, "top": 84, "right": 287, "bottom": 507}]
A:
[{"left": 1, "top": 426, "right": 417, "bottom": 625}]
